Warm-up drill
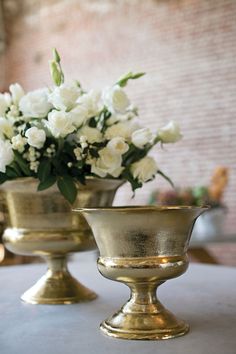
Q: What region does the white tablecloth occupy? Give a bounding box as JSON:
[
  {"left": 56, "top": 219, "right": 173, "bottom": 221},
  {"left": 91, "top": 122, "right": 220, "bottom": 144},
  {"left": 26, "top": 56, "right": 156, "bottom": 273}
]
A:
[{"left": 0, "top": 253, "right": 235, "bottom": 354}]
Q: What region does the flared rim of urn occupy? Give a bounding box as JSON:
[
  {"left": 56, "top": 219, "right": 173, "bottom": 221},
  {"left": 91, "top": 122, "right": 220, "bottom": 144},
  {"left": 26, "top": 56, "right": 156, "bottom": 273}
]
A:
[{"left": 73, "top": 205, "right": 209, "bottom": 213}]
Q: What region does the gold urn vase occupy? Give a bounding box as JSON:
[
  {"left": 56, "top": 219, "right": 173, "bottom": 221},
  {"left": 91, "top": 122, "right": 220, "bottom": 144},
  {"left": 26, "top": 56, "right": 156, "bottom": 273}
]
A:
[
  {"left": 77, "top": 206, "right": 207, "bottom": 340},
  {"left": 1, "top": 177, "right": 123, "bottom": 304}
]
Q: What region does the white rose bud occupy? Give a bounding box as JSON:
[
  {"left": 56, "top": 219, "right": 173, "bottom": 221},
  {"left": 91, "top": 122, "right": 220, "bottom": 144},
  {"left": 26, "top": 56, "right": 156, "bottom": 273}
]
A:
[
  {"left": 25, "top": 127, "right": 46, "bottom": 149},
  {"left": 0, "top": 139, "right": 14, "bottom": 173},
  {"left": 131, "top": 128, "right": 153, "bottom": 148},
  {"left": 102, "top": 85, "right": 130, "bottom": 114},
  {"left": 46, "top": 110, "right": 75, "bottom": 138},
  {"left": 107, "top": 137, "right": 129, "bottom": 155},
  {"left": 48, "top": 83, "right": 81, "bottom": 111},
  {"left": 158, "top": 121, "right": 182, "bottom": 143},
  {"left": 9, "top": 83, "right": 25, "bottom": 105},
  {"left": 77, "top": 125, "right": 103, "bottom": 144},
  {"left": 0, "top": 118, "right": 14, "bottom": 139},
  {"left": 19, "top": 88, "right": 52, "bottom": 118},
  {"left": 130, "top": 156, "right": 158, "bottom": 183}
]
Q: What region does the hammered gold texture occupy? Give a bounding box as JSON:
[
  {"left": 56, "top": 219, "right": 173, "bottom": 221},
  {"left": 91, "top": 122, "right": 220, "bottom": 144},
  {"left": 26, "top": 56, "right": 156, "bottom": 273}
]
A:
[
  {"left": 76, "top": 206, "right": 207, "bottom": 340},
  {"left": 1, "top": 177, "right": 123, "bottom": 304}
]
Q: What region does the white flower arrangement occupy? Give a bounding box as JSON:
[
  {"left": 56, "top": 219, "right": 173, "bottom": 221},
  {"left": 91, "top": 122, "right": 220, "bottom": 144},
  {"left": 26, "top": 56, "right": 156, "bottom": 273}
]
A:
[{"left": 0, "top": 49, "right": 182, "bottom": 203}]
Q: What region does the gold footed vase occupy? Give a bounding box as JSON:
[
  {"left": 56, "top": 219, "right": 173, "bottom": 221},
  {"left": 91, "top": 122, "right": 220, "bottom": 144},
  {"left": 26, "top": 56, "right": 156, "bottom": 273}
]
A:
[
  {"left": 77, "top": 206, "right": 207, "bottom": 340},
  {"left": 1, "top": 177, "right": 123, "bottom": 304}
]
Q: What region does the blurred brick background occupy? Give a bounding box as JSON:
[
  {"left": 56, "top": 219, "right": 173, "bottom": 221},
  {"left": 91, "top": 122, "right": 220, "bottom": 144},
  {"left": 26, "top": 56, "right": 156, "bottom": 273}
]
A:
[{"left": 0, "top": 0, "right": 236, "bottom": 236}]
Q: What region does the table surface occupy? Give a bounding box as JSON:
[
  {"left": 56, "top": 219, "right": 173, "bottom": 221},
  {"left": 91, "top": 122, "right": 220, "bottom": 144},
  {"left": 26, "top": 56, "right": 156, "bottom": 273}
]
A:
[{"left": 0, "top": 252, "right": 235, "bottom": 354}]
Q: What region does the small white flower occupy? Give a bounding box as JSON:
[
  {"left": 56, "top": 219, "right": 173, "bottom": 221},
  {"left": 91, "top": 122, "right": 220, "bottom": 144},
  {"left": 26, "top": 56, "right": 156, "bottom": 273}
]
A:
[
  {"left": 0, "top": 94, "right": 9, "bottom": 116},
  {"left": 77, "top": 89, "right": 103, "bottom": 118},
  {"left": 19, "top": 88, "right": 52, "bottom": 118},
  {"left": 102, "top": 85, "right": 130, "bottom": 114},
  {"left": 11, "top": 134, "right": 27, "bottom": 153},
  {"left": 130, "top": 156, "right": 158, "bottom": 183},
  {"left": 48, "top": 82, "right": 81, "bottom": 111},
  {"left": 0, "top": 139, "right": 14, "bottom": 173},
  {"left": 158, "top": 121, "right": 182, "bottom": 143},
  {"left": 25, "top": 127, "right": 46, "bottom": 149},
  {"left": 105, "top": 121, "right": 140, "bottom": 141},
  {"left": 46, "top": 110, "right": 75, "bottom": 138},
  {"left": 74, "top": 147, "right": 82, "bottom": 161},
  {"left": 29, "top": 160, "right": 39, "bottom": 173},
  {"left": 107, "top": 137, "right": 129, "bottom": 155},
  {"left": 77, "top": 125, "right": 103, "bottom": 144},
  {"left": 9, "top": 83, "right": 25, "bottom": 105},
  {"left": 0, "top": 118, "right": 14, "bottom": 139},
  {"left": 80, "top": 135, "right": 87, "bottom": 144}
]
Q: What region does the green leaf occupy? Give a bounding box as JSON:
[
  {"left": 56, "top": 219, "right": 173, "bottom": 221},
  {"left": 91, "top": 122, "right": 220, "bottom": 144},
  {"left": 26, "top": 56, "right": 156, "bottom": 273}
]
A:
[
  {"left": 5, "top": 166, "right": 19, "bottom": 179},
  {"left": 10, "top": 161, "right": 23, "bottom": 176},
  {"left": 57, "top": 175, "right": 77, "bottom": 204},
  {"left": 38, "top": 159, "right": 51, "bottom": 182},
  {"left": 116, "top": 71, "right": 146, "bottom": 87},
  {"left": 37, "top": 176, "right": 57, "bottom": 191},
  {"left": 157, "top": 170, "right": 174, "bottom": 188},
  {"left": 0, "top": 173, "right": 8, "bottom": 184},
  {"left": 13, "top": 151, "right": 31, "bottom": 176},
  {"left": 122, "top": 169, "right": 142, "bottom": 192}
]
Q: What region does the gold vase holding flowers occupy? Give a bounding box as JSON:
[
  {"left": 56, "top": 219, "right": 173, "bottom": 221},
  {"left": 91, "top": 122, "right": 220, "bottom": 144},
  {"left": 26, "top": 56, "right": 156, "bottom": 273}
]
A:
[
  {"left": 76, "top": 206, "right": 207, "bottom": 340},
  {"left": 0, "top": 49, "right": 184, "bottom": 306},
  {"left": 2, "top": 177, "right": 123, "bottom": 304}
]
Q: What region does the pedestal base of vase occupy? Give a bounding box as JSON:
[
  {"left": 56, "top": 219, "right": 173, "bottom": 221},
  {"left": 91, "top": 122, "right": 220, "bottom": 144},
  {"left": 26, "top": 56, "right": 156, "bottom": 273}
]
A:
[
  {"left": 100, "top": 308, "right": 189, "bottom": 340},
  {"left": 21, "top": 255, "right": 97, "bottom": 305}
]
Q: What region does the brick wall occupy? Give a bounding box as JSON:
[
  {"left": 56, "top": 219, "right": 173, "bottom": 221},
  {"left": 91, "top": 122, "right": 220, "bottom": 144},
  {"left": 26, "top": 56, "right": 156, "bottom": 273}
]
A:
[{"left": 1, "top": 0, "right": 236, "bottom": 234}]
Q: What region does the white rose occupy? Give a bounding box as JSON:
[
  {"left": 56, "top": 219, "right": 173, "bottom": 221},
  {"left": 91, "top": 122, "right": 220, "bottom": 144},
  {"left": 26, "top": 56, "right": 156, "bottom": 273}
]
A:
[
  {"left": 25, "top": 127, "right": 46, "bottom": 149},
  {"left": 105, "top": 121, "right": 140, "bottom": 141},
  {"left": 107, "top": 137, "right": 129, "bottom": 155},
  {"left": 102, "top": 85, "right": 130, "bottom": 114},
  {"left": 19, "top": 89, "right": 52, "bottom": 118},
  {"left": 130, "top": 156, "right": 158, "bottom": 183},
  {"left": 77, "top": 125, "right": 103, "bottom": 144},
  {"left": 77, "top": 89, "right": 103, "bottom": 118},
  {"left": 158, "top": 121, "right": 182, "bottom": 143},
  {"left": 90, "top": 147, "right": 124, "bottom": 178},
  {"left": 11, "top": 134, "right": 27, "bottom": 153},
  {"left": 0, "top": 139, "right": 14, "bottom": 172},
  {"left": 48, "top": 83, "right": 81, "bottom": 111},
  {"left": 45, "top": 110, "right": 75, "bottom": 138},
  {"left": 9, "top": 83, "right": 25, "bottom": 105},
  {"left": 131, "top": 128, "right": 153, "bottom": 148},
  {"left": 70, "top": 105, "right": 90, "bottom": 128},
  {"left": 0, "top": 94, "right": 9, "bottom": 116},
  {"left": 0, "top": 118, "right": 14, "bottom": 139}
]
